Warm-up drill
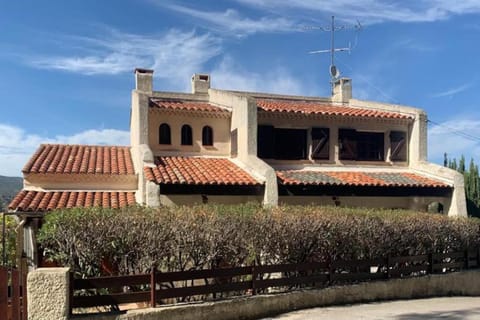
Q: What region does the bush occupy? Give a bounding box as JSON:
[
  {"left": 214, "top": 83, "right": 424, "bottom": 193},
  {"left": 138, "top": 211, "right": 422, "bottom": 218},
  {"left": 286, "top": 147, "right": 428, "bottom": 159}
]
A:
[
  {"left": 0, "top": 214, "right": 17, "bottom": 267},
  {"left": 37, "top": 205, "right": 480, "bottom": 278}
]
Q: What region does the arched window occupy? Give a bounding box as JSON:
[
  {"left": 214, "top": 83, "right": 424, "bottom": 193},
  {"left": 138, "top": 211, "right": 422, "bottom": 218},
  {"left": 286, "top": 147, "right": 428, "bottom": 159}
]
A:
[
  {"left": 202, "top": 126, "right": 213, "bottom": 146},
  {"left": 181, "top": 125, "right": 193, "bottom": 145},
  {"left": 159, "top": 123, "right": 171, "bottom": 145}
]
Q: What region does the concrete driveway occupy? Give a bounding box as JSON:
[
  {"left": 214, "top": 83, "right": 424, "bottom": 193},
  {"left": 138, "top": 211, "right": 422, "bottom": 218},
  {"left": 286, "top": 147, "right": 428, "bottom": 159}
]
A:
[{"left": 262, "top": 297, "right": 480, "bottom": 320}]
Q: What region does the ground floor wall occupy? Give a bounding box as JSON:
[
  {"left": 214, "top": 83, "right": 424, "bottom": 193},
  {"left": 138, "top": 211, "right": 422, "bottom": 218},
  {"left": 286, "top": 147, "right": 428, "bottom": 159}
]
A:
[
  {"left": 159, "top": 195, "right": 263, "bottom": 206},
  {"left": 279, "top": 196, "right": 449, "bottom": 213}
]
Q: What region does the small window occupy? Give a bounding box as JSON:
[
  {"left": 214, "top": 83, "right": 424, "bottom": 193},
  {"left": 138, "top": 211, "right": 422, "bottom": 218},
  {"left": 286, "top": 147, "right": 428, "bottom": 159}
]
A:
[
  {"left": 159, "top": 123, "right": 171, "bottom": 145},
  {"left": 202, "top": 126, "right": 213, "bottom": 146},
  {"left": 390, "top": 131, "right": 407, "bottom": 161},
  {"left": 257, "top": 125, "right": 275, "bottom": 158},
  {"left": 181, "top": 125, "right": 193, "bottom": 146},
  {"left": 311, "top": 128, "right": 330, "bottom": 160}
]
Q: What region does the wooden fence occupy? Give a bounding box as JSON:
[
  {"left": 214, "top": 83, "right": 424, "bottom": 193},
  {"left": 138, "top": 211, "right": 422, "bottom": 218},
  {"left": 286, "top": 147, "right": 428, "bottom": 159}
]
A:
[
  {"left": 0, "top": 266, "right": 27, "bottom": 320},
  {"left": 70, "top": 247, "right": 480, "bottom": 315}
]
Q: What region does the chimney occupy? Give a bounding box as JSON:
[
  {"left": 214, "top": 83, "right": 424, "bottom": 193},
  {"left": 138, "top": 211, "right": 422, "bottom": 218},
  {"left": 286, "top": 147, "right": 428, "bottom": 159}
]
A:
[
  {"left": 191, "top": 73, "right": 210, "bottom": 94},
  {"left": 332, "top": 77, "right": 352, "bottom": 103},
  {"left": 134, "top": 68, "right": 154, "bottom": 92}
]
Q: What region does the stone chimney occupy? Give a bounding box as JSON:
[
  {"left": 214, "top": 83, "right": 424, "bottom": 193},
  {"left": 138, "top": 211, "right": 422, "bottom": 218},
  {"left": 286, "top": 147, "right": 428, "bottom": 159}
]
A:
[
  {"left": 134, "top": 68, "right": 153, "bottom": 92},
  {"left": 191, "top": 73, "right": 210, "bottom": 94},
  {"left": 332, "top": 77, "right": 352, "bottom": 103}
]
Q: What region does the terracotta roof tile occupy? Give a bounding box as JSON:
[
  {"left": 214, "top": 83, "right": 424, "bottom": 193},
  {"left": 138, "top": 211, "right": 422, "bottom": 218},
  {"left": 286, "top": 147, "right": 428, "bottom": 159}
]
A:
[
  {"left": 150, "top": 99, "right": 229, "bottom": 113},
  {"left": 257, "top": 99, "right": 413, "bottom": 120},
  {"left": 8, "top": 191, "right": 136, "bottom": 212},
  {"left": 22, "top": 144, "right": 135, "bottom": 175},
  {"left": 144, "top": 156, "right": 261, "bottom": 186},
  {"left": 277, "top": 170, "right": 450, "bottom": 188}
]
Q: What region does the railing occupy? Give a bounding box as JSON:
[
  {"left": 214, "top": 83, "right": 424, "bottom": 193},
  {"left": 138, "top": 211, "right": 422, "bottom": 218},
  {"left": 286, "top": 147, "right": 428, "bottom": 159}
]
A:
[
  {"left": 70, "top": 247, "right": 480, "bottom": 315},
  {"left": 0, "top": 266, "right": 27, "bottom": 320}
]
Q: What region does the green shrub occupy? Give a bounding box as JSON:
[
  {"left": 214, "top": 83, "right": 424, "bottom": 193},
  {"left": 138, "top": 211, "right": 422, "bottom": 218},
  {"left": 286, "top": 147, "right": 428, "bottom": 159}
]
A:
[
  {"left": 0, "top": 214, "right": 17, "bottom": 267},
  {"left": 37, "top": 205, "right": 480, "bottom": 278}
]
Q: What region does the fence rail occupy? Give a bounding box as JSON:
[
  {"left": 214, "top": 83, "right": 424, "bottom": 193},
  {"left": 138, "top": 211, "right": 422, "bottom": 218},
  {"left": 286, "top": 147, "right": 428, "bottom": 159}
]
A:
[
  {"left": 0, "top": 266, "right": 27, "bottom": 320},
  {"left": 70, "top": 248, "right": 480, "bottom": 315}
]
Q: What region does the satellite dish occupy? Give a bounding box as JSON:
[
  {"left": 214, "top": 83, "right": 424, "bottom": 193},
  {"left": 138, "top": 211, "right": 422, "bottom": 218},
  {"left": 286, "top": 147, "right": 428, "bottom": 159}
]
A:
[{"left": 330, "top": 65, "right": 340, "bottom": 79}]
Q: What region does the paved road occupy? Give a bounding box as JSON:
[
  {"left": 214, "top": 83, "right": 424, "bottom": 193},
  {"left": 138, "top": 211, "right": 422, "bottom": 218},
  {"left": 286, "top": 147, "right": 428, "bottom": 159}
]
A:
[{"left": 262, "top": 297, "right": 480, "bottom": 320}]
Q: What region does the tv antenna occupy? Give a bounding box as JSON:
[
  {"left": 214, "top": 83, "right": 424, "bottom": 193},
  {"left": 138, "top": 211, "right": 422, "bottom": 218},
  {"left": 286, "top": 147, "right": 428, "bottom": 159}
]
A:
[{"left": 306, "top": 16, "right": 362, "bottom": 94}]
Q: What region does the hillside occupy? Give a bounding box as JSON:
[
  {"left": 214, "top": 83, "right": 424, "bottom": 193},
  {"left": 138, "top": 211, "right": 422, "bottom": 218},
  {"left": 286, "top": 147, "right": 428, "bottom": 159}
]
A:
[{"left": 0, "top": 175, "right": 22, "bottom": 210}]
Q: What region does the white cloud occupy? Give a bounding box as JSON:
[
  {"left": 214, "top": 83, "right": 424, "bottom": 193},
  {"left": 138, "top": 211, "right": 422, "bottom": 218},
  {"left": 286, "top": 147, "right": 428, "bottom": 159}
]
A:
[
  {"left": 234, "top": 0, "right": 480, "bottom": 24},
  {"left": 29, "top": 28, "right": 221, "bottom": 90},
  {"left": 211, "top": 57, "right": 315, "bottom": 95},
  {"left": 428, "top": 118, "right": 480, "bottom": 164},
  {"left": 0, "top": 124, "right": 129, "bottom": 177},
  {"left": 165, "top": 5, "right": 296, "bottom": 36},
  {"left": 431, "top": 83, "right": 472, "bottom": 98}
]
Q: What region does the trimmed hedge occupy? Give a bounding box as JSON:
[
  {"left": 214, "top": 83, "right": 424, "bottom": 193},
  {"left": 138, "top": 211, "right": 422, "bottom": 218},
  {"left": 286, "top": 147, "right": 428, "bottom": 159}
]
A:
[{"left": 37, "top": 205, "right": 480, "bottom": 277}]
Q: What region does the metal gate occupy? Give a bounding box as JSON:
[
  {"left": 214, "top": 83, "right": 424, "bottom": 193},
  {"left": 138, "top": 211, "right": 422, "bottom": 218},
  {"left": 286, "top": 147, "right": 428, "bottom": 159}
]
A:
[{"left": 0, "top": 266, "right": 27, "bottom": 320}]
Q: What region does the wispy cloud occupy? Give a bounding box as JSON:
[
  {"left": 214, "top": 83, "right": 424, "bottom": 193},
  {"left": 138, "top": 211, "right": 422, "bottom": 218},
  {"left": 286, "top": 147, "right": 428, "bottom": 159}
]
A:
[
  {"left": 234, "top": 0, "right": 480, "bottom": 24},
  {"left": 431, "top": 83, "right": 472, "bottom": 98},
  {"left": 0, "top": 124, "right": 129, "bottom": 176},
  {"left": 211, "top": 56, "right": 315, "bottom": 95},
  {"left": 164, "top": 4, "right": 296, "bottom": 36},
  {"left": 428, "top": 118, "right": 480, "bottom": 164},
  {"left": 28, "top": 28, "right": 221, "bottom": 89}
]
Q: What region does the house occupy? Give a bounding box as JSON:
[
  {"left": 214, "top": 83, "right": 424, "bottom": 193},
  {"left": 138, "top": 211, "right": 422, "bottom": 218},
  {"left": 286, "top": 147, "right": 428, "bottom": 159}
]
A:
[{"left": 7, "top": 69, "right": 468, "bottom": 266}]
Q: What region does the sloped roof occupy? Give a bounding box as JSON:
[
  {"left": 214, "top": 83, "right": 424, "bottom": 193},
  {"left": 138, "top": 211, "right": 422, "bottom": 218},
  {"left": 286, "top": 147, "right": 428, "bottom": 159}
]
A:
[
  {"left": 144, "top": 156, "right": 261, "bottom": 186},
  {"left": 257, "top": 99, "right": 413, "bottom": 120},
  {"left": 276, "top": 170, "right": 450, "bottom": 188},
  {"left": 22, "top": 144, "right": 135, "bottom": 175},
  {"left": 8, "top": 191, "right": 136, "bottom": 212},
  {"left": 149, "top": 99, "right": 229, "bottom": 113}
]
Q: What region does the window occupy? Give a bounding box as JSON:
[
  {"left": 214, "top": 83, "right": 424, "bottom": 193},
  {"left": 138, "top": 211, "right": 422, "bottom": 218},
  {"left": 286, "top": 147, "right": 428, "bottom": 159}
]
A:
[
  {"left": 257, "top": 125, "right": 308, "bottom": 160},
  {"left": 202, "top": 126, "right": 213, "bottom": 146},
  {"left": 159, "top": 123, "right": 171, "bottom": 145},
  {"left": 339, "top": 129, "right": 384, "bottom": 161},
  {"left": 311, "top": 128, "right": 330, "bottom": 160},
  {"left": 181, "top": 125, "right": 193, "bottom": 146},
  {"left": 257, "top": 125, "right": 275, "bottom": 158},
  {"left": 390, "top": 131, "right": 407, "bottom": 161}
]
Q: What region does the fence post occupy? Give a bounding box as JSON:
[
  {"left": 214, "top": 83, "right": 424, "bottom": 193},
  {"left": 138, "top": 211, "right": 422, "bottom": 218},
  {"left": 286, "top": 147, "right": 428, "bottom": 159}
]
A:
[
  {"left": 477, "top": 247, "right": 480, "bottom": 269},
  {"left": 68, "top": 271, "right": 74, "bottom": 316},
  {"left": 150, "top": 264, "right": 157, "bottom": 308},
  {"left": 386, "top": 255, "right": 391, "bottom": 279},
  {"left": 251, "top": 262, "right": 256, "bottom": 296},
  {"left": 428, "top": 253, "right": 433, "bottom": 274}
]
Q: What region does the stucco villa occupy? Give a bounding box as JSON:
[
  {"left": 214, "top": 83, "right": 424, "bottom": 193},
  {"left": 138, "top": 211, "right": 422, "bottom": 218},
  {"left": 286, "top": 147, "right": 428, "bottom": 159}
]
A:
[
  {"left": 8, "top": 69, "right": 466, "bottom": 217},
  {"left": 7, "top": 69, "right": 467, "bottom": 267}
]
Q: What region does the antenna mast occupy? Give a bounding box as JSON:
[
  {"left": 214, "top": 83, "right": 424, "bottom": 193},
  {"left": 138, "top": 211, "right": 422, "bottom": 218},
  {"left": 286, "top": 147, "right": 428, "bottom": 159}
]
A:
[{"left": 307, "top": 16, "right": 361, "bottom": 94}]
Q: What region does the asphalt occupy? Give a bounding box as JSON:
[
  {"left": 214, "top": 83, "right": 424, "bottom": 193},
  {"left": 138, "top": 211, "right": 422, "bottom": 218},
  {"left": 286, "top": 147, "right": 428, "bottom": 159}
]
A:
[{"left": 261, "top": 297, "right": 480, "bottom": 320}]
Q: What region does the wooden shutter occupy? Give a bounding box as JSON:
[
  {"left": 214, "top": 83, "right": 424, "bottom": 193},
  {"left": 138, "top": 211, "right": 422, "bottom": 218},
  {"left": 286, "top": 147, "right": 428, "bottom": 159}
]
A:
[
  {"left": 339, "top": 129, "right": 357, "bottom": 160},
  {"left": 311, "top": 128, "right": 330, "bottom": 160},
  {"left": 390, "top": 131, "right": 406, "bottom": 161},
  {"left": 257, "top": 125, "right": 275, "bottom": 158}
]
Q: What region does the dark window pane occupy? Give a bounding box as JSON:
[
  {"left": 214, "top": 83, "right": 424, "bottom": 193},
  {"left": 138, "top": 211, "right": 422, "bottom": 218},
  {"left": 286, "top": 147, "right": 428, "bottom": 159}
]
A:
[
  {"left": 181, "top": 125, "right": 193, "bottom": 145},
  {"left": 202, "top": 126, "right": 213, "bottom": 146},
  {"left": 274, "top": 128, "right": 307, "bottom": 160},
  {"left": 311, "top": 128, "right": 330, "bottom": 160},
  {"left": 257, "top": 125, "right": 275, "bottom": 158},
  {"left": 339, "top": 129, "right": 384, "bottom": 161},
  {"left": 159, "top": 123, "right": 171, "bottom": 145}
]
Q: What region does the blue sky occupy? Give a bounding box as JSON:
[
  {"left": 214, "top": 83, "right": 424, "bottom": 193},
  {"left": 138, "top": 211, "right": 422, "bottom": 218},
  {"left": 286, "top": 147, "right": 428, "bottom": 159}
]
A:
[{"left": 1, "top": 1, "right": 480, "bottom": 176}]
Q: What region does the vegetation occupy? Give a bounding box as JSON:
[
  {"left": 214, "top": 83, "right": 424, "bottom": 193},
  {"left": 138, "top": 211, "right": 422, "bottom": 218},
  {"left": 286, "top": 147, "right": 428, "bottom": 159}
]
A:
[
  {"left": 38, "top": 205, "right": 480, "bottom": 278},
  {"left": 444, "top": 153, "right": 480, "bottom": 217},
  {"left": 0, "top": 175, "right": 22, "bottom": 211},
  {"left": 0, "top": 214, "right": 18, "bottom": 267}
]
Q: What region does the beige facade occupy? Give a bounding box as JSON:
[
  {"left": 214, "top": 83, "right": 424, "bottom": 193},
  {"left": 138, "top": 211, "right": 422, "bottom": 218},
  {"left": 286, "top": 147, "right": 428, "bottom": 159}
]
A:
[{"left": 129, "top": 70, "right": 466, "bottom": 216}]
